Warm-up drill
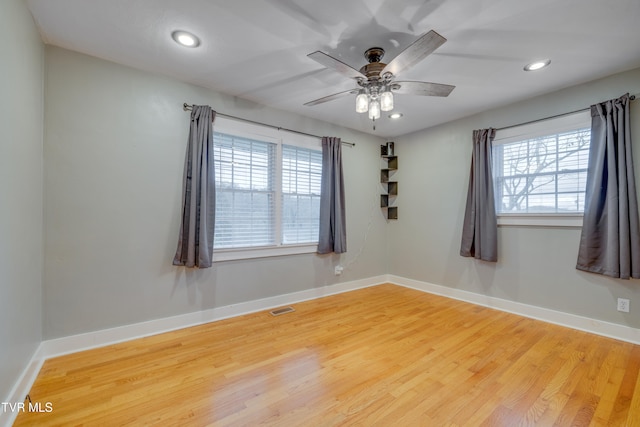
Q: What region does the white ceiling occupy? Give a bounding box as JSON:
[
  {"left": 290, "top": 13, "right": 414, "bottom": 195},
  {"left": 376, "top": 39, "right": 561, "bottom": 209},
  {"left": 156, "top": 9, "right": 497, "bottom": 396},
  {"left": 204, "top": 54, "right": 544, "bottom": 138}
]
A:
[{"left": 26, "top": 0, "right": 640, "bottom": 138}]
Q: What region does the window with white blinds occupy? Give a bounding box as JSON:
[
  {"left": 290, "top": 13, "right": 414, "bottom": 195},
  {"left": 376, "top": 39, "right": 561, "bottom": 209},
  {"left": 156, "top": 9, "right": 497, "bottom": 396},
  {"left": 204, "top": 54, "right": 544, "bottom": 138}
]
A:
[
  {"left": 211, "top": 117, "right": 323, "bottom": 256},
  {"left": 492, "top": 111, "right": 591, "bottom": 226},
  {"left": 214, "top": 133, "right": 276, "bottom": 248},
  {"left": 282, "top": 145, "right": 322, "bottom": 244}
]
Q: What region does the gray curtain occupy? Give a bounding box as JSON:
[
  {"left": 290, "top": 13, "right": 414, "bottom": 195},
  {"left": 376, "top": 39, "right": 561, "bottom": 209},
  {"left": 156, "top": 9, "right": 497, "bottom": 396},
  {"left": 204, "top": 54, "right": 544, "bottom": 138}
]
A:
[
  {"left": 173, "top": 105, "right": 216, "bottom": 268},
  {"left": 576, "top": 94, "right": 640, "bottom": 279},
  {"left": 460, "top": 128, "right": 498, "bottom": 262},
  {"left": 318, "top": 136, "right": 347, "bottom": 254}
]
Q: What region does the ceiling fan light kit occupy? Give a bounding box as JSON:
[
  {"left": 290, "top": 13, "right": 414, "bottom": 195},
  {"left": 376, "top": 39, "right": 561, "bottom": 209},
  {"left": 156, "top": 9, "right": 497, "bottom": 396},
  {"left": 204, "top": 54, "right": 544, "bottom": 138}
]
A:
[{"left": 305, "top": 30, "right": 455, "bottom": 124}]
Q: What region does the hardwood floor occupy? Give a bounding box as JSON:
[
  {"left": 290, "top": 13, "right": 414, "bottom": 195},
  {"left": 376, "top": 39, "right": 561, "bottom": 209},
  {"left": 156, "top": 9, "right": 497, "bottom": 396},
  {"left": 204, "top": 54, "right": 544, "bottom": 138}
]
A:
[{"left": 14, "top": 284, "right": 640, "bottom": 426}]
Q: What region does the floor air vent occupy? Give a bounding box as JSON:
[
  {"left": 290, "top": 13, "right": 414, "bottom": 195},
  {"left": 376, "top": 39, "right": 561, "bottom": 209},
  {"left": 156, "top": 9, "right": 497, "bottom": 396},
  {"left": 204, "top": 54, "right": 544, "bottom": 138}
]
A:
[{"left": 270, "top": 306, "right": 295, "bottom": 316}]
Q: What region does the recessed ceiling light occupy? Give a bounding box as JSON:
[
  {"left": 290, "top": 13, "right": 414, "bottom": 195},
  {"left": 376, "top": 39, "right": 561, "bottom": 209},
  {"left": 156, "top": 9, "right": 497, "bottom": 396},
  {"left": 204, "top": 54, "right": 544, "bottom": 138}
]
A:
[
  {"left": 524, "top": 59, "right": 551, "bottom": 71},
  {"left": 171, "top": 30, "right": 200, "bottom": 48},
  {"left": 389, "top": 112, "right": 403, "bottom": 119}
]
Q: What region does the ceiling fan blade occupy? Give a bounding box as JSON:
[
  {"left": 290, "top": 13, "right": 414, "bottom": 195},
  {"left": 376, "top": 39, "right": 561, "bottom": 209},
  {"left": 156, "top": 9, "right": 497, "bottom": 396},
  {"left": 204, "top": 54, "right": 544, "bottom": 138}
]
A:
[
  {"left": 304, "top": 89, "right": 359, "bottom": 106},
  {"left": 392, "top": 81, "right": 455, "bottom": 97},
  {"left": 307, "top": 51, "right": 366, "bottom": 80},
  {"left": 382, "top": 30, "right": 447, "bottom": 76}
]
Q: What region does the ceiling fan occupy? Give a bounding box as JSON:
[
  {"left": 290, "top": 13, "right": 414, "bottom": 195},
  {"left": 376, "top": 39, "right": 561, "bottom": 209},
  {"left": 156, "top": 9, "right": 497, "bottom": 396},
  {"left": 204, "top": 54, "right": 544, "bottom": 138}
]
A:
[{"left": 304, "top": 30, "right": 455, "bottom": 122}]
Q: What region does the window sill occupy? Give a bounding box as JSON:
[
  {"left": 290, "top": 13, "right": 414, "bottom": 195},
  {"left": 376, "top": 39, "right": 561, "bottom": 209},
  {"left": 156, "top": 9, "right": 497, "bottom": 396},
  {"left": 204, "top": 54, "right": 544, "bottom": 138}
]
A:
[
  {"left": 497, "top": 214, "right": 583, "bottom": 228},
  {"left": 212, "top": 244, "right": 318, "bottom": 262}
]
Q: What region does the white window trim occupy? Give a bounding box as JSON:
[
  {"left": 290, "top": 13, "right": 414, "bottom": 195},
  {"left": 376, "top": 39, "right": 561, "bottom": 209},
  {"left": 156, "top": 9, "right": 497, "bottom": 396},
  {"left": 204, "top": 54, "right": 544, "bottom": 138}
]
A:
[
  {"left": 494, "top": 110, "right": 591, "bottom": 227},
  {"left": 213, "top": 243, "right": 318, "bottom": 262},
  {"left": 497, "top": 213, "right": 583, "bottom": 228},
  {"left": 212, "top": 116, "right": 322, "bottom": 261}
]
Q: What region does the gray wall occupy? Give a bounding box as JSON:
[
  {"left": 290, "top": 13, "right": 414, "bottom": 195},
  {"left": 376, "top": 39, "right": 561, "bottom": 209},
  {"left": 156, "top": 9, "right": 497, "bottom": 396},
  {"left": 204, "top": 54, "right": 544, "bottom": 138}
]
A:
[
  {"left": 43, "top": 47, "right": 388, "bottom": 339},
  {"left": 0, "top": 0, "right": 44, "bottom": 401},
  {"left": 390, "top": 67, "right": 640, "bottom": 328}
]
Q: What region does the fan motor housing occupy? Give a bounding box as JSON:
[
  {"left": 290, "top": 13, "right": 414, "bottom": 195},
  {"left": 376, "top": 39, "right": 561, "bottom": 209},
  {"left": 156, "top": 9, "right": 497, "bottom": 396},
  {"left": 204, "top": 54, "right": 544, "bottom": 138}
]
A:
[
  {"left": 359, "top": 62, "right": 386, "bottom": 80},
  {"left": 359, "top": 47, "right": 387, "bottom": 80}
]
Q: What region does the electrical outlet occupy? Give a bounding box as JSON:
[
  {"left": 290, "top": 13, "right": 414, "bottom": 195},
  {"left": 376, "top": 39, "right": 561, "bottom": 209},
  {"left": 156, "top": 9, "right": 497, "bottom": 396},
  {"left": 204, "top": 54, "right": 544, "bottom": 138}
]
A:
[
  {"left": 334, "top": 265, "right": 343, "bottom": 276},
  {"left": 617, "top": 298, "right": 630, "bottom": 313}
]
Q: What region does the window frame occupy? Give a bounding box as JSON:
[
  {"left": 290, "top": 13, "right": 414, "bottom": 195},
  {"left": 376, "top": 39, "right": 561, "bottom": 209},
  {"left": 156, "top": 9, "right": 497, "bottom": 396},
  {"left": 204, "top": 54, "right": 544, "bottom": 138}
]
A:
[
  {"left": 211, "top": 117, "right": 322, "bottom": 261},
  {"left": 492, "top": 111, "right": 591, "bottom": 228}
]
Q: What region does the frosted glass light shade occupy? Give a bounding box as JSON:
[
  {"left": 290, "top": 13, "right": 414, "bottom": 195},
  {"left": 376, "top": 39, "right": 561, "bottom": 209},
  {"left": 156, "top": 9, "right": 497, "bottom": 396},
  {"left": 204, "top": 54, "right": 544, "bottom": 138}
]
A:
[
  {"left": 355, "top": 92, "right": 369, "bottom": 113},
  {"left": 380, "top": 90, "right": 394, "bottom": 111},
  {"left": 368, "top": 99, "right": 381, "bottom": 120}
]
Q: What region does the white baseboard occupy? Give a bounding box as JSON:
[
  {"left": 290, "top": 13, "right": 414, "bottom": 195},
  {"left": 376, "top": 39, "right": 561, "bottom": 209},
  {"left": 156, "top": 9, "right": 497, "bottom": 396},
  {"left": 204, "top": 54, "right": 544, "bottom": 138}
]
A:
[{"left": 389, "top": 274, "right": 640, "bottom": 345}]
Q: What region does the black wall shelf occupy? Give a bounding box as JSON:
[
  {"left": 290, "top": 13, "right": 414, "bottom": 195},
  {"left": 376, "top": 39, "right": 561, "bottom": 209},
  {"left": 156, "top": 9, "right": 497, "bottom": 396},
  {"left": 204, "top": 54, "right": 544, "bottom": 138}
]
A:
[{"left": 381, "top": 142, "right": 397, "bottom": 220}]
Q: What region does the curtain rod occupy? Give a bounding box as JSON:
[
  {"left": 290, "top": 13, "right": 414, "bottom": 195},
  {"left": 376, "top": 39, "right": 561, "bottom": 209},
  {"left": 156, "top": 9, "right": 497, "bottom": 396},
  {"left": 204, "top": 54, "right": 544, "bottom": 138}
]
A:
[
  {"left": 495, "top": 94, "right": 637, "bottom": 132},
  {"left": 183, "top": 103, "right": 355, "bottom": 147}
]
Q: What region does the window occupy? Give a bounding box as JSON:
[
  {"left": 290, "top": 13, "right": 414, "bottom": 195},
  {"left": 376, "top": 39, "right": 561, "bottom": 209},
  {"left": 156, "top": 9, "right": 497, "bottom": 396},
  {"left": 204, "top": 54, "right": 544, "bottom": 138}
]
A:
[
  {"left": 212, "top": 117, "right": 322, "bottom": 260},
  {"left": 214, "top": 133, "right": 276, "bottom": 249},
  {"left": 492, "top": 111, "right": 591, "bottom": 227},
  {"left": 281, "top": 145, "right": 322, "bottom": 244}
]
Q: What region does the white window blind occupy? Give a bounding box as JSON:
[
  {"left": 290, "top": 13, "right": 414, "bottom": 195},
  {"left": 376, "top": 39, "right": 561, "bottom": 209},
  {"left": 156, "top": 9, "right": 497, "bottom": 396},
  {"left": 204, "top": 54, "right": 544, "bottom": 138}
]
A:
[
  {"left": 493, "top": 111, "right": 591, "bottom": 216},
  {"left": 282, "top": 145, "right": 322, "bottom": 244},
  {"left": 214, "top": 132, "right": 276, "bottom": 249}
]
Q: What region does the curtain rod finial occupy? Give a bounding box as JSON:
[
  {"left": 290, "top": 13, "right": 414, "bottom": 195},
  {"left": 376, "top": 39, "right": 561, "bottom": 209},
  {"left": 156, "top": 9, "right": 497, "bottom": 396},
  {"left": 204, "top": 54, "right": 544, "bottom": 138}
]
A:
[{"left": 183, "top": 103, "right": 190, "bottom": 111}]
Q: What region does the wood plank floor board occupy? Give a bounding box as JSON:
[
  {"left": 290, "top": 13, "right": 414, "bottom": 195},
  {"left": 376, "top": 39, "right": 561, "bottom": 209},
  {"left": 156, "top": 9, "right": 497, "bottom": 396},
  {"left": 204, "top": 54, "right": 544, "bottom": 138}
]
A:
[{"left": 14, "top": 284, "right": 640, "bottom": 426}]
